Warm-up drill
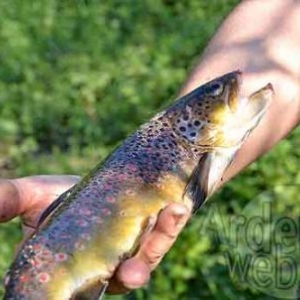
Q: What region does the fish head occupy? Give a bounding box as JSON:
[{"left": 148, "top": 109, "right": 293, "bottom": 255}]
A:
[
  {"left": 167, "top": 70, "right": 273, "bottom": 150},
  {"left": 165, "top": 71, "right": 273, "bottom": 211}
]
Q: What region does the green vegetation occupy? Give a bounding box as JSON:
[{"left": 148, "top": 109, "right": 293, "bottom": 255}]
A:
[{"left": 1, "top": 1, "right": 300, "bottom": 299}]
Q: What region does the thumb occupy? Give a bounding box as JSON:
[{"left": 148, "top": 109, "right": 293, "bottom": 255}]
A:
[{"left": 0, "top": 179, "right": 21, "bottom": 223}]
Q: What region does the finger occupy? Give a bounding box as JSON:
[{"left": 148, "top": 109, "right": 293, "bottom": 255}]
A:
[
  {"left": 107, "top": 257, "right": 150, "bottom": 294},
  {"left": 0, "top": 179, "right": 21, "bottom": 222},
  {"left": 13, "top": 175, "right": 81, "bottom": 228},
  {"left": 136, "top": 203, "right": 190, "bottom": 269},
  {"left": 0, "top": 175, "right": 80, "bottom": 226}
]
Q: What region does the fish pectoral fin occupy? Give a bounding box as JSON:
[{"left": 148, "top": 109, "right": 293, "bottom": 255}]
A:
[
  {"left": 185, "top": 148, "right": 238, "bottom": 212},
  {"left": 37, "top": 187, "right": 74, "bottom": 226},
  {"left": 97, "top": 282, "right": 108, "bottom": 300},
  {"left": 72, "top": 279, "right": 108, "bottom": 300}
]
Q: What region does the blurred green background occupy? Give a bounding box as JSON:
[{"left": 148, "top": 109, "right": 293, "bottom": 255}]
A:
[{"left": 1, "top": 0, "right": 300, "bottom": 299}]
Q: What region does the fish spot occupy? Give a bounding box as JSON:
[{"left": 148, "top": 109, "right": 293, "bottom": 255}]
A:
[
  {"left": 39, "top": 249, "right": 53, "bottom": 259},
  {"left": 38, "top": 272, "right": 51, "bottom": 283},
  {"left": 119, "top": 210, "right": 127, "bottom": 217},
  {"left": 58, "top": 268, "right": 68, "bottom": 275},
  {"left": 106, "top": 196, "right": 115, "bottom": 203},
  {"left": 31, "top": 258, "right": 43, "bottom": 268},
  {"left": 101, "top": 208, "right": 111, "bottom": 216},
  {"left": 20, "top": 275, "right": 29, "bottom": 283},
  {"left": 194, "top": 120, "right": 200, "bottom": 126},
  {"left": 55, "top": 253, "right": 68, "bottom": 262},
  {"left": 179, "top": 126, "right": 186, "bottom": 132},
  {"left": 125, "top": 189, "right": 135, "bottom": 196}
]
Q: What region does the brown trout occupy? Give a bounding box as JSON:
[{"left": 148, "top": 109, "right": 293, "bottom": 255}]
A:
[{"left": 4, "top": 71, "right": 273, "bottom": 299}]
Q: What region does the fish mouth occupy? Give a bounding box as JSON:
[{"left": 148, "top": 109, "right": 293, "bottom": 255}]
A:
[
  {"left": 223, "top": 81, "right": 273, "bottom": 148},
  {"left": 226, "top": 69, "right": 273, "bottom": 121},
  {"left": 242, "top": 83, "right": 274, "bottom": 122}
]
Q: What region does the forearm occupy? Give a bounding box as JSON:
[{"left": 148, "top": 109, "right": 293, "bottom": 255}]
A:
[{"left": 180, "top": 0, "right": 300, "bottom": 181}]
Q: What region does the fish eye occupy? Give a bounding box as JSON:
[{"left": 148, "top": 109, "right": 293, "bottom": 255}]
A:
[{"left": 208, "top": 82, "right": 224, "bottom": 96}]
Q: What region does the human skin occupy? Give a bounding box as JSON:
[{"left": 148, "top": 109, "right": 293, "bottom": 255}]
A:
[
  {"left": 0, "top": 176, "right": 190, "bottom": 293},
  {"left": 180, "top": 0, "right": 300, "bottom": 181},
  {"left": 1, "top": 0, "right": 300, "bottom": 294}
]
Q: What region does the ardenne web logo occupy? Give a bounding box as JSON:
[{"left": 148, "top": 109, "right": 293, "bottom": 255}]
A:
[{"left": 199, "top": 185, "right": 300, "bottom": 299}]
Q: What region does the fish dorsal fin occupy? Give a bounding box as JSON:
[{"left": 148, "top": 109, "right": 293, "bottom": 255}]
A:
[
  {"left": 184, "top": 147, "right": 238, "bottom": 213},
  {"left": 37, "top": 187, "right": 73, "bottom": 226}
]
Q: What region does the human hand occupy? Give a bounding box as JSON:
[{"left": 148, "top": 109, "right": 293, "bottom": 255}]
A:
[{"left": 0, "top": 176, "right": 190, "bottom": 293}]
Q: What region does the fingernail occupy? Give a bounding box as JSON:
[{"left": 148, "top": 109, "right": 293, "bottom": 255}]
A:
[{"left": 173, "top": 212, "right": 189, "bottom": 228}]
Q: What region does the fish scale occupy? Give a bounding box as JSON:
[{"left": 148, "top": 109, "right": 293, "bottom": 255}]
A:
[{"left": 4, "top": 71, "right": 273, "bottom": 299}]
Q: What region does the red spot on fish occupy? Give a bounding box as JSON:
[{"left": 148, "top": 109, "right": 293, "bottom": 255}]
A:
[
  {"left": 20, "top": 274, "right": 29, "bottom": 283},
  {"left": 31, "top": 258, "right": 43, "bottom": 268},
  {"left": 125, "top": 189, "right": 135, "bottom": 196},
  {"left": 59, "top": 268, "right": 67, "bottom": 275},
  {"left": 42, "top": 249, "right": 52, "bottom": 256},
  {"left": 101, "top": 208, "right": 111, "bottom": 216},
  {"left": 38, "top": 272, "right": 50, "bottom": 283},
  {"left": 106, "top": 196, "right": 115, "bottom": 203},
  {"left": 33, "top": 244, "right": 43, "bottom": 251},
  {"left": 55, "top": 253, "right": 68, "bottom": 262},
  {"left": 36, "top": 249, "right": 53, "bottom": 261}
]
